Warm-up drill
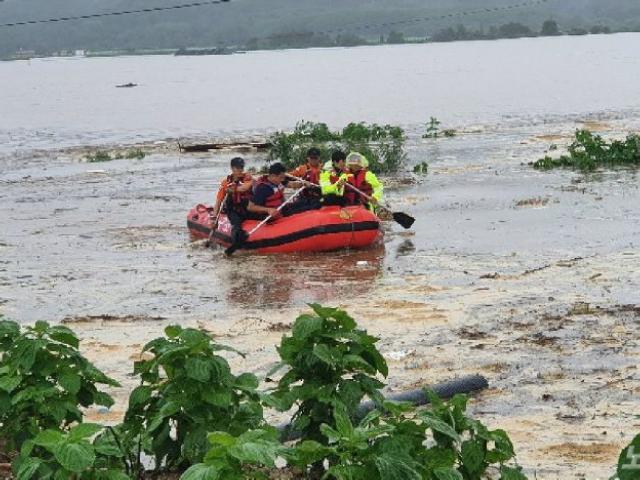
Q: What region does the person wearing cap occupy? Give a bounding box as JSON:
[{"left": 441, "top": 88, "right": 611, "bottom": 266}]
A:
[
  {"left": 344, "top": 151, "right": 383, "bottom": 211},
  {"left": 320, "top": 149, "right": 351, "bottom": 206},
  {"left": 288, "top": 146, "right": 323, "bottom": 201}
]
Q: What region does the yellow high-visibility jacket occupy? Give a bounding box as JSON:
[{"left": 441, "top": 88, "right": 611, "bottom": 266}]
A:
[{"left": 319, "top": 161, "right": 351, "bottom": 197}]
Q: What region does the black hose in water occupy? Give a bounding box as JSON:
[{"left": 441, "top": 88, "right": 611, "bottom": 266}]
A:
[{"left": 278, "top": 374, "right": 488, "bottom": 442}]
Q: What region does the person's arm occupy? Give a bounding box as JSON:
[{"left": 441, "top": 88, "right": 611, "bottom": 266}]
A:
[
  {"left": 320, "top": 171, "right": 346, "bottom": 196},
  {"left": 211, "top": 180, "right": 228, "bottom": 217},
  {"left": 236, "top": 175, "right": 253, "bottom": 193},
  {"left": 247, "top": 185, "right": 278, "bottom": 216},
  {"left": 365, "top": 171, "right": 383, "bottom": 203}
]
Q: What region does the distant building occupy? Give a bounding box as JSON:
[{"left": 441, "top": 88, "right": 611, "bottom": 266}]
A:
[{"left": 11, "top": 49, "right": 35, "bottom": 60}]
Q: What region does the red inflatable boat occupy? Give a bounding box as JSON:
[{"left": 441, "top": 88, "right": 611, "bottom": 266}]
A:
[{"left": 187, "top": 204, "right": 382, "bottom": 254}]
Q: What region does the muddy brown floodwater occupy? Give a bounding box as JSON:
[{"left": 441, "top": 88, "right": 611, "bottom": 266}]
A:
[{"left": 2, "top": 116, "right": 639, "bottom": 478}]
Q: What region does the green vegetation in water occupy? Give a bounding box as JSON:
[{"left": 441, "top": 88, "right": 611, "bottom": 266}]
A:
[
  {"left": 85, "top": 151, "right": 113, "bottom": 163},
  {"left": 268, "top": 121, "right": 406, "bottom": 174},
  {"left": 413, "top": 161, "right": 429, "bottom": 175},
  {"left": 85, "top": 149, "right": 146, "bottom": 162},
  {"left": 422, "top": 117, "right": 456, "bottom": 139},
  {"left": 532, "top": 130, "right": 640, "bottom": 172},
  {"left": 120, "top": 149, "right": 146, "bottom": 160}
]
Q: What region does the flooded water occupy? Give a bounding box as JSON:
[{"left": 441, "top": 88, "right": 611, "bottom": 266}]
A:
[
  {"left": 1, "top": 33, "right": 640, "bottom": 478},
  {"left": 1, "top": 33, "right": 640, "bottom": 151}
]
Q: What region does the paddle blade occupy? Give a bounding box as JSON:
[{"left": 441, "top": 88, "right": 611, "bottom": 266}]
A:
[{"left": 393, "top": 211, "right": 415, "bottom": 229}]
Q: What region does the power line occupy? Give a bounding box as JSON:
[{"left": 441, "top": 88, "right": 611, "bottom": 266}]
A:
[
  {"left": 312, "top": 0, "right": 551, "bottom": 37},
  {"left": 0, "top": 0, "right": 230, "bottom": 28}
]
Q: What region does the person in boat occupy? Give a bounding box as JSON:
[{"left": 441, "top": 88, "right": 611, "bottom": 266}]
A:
[
  {"left": 320, "top": 149, "right": 351, "bottom": 206},
  {"left": 344, "top": 152, "right": 383, "bottom": 212},
  {"left": 247, "top": 162, "right": 317, "bottom": 218},
  {"left": 211, "top": 157, "right": 254, "bottom": 233},
  {"left": 287, "top": 146, "right": 323, "bottom": 210}
]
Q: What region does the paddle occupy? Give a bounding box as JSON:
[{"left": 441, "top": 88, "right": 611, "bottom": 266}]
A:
[
  {"left": 224, "top": 185, "right": 307, "bottom": 256},
  {"left": 285, "top": 173, "right": 415, "bottom": 229},
  {"left": 205, "top": 192, "right": 228, "bottom": 248}
]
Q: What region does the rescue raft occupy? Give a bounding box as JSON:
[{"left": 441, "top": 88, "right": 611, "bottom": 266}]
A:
[{"left": 187, "top": 204, "right": 381, "bottom": 254}]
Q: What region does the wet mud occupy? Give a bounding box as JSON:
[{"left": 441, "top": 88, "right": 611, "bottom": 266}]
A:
[{"left": 1, "top": 117, "right": 639, "bottom": 479}]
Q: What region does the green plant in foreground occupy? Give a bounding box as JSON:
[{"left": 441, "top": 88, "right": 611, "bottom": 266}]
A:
[
  {"left": 268, "top": 120, "right": 406, "bottom": 173},
  {"left": 292, "top": 394, "right": 527, "bottom": 480},
  {"left": 85, "top": 151, "right": 112, "bottom": 163},
  {"left": 13, "top": 423, "right": 128, "bottom": 480},
  {"left": 181, "top": 428, "right": 288, "bottom": 480},
  {"left": 119, "top": 325, "right": 264, "bottom": 472},
  {"left": 613, "top": 433, "right": 640, "bottom": 480},
  {"left": 265, "top": 304, "right": 388, "bottom": 443},
  {"left": 532, "top": 130, "right": 640, "bottom": 172},
  {"left": 0, "top": 319, "right": 119, "bottom": 452}
]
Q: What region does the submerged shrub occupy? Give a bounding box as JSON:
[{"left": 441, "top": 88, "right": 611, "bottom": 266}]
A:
[
  {"left": 268, "top": 120, "right": 406, "bottom": 173},
  {"left": 532, "top": 130, "right": 640, "bottom": 172}
]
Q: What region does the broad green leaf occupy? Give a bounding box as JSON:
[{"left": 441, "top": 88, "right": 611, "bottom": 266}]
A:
[
  {"left": 312, "top": 344, "right": 337, "bottom": 366},
  {"left": 186, "top": 357, "right": 211, "bottom": 382},
  {"left": 499, "top": 465, "right": 529, "bottom": 480},
  {"left": 69, "top": 423, "right": 103, "bottom": 441},
  {"left": 208, "top": 431, "right": 237, "bottom": 447},
  {"left": 180, "top": 464, "right": 221, "bottom": 480},
  {"left": 202, "top": 389, "right": 232, "bottom": 407},
  {"left": 289, "top": 440, "right": 333, "bottom": 467},
  {"left": 319, "top": 424, "right": 341, "bottom": 444},
  {"left": 165, "top": 324, "right": 183, "bottom": 338},
  {"left": 33, "top": 429, "right": 65, "bottom": 450},
  {"left": 0, "top": 374, "right": 22, "bottom": 392},
  {"left": 0, "top": 320, "right": 20, "bottom": 341},
  {"left": 421, "top": 414, "right": 461, "bottom": 442},
  {"left": 102, "top": 470, "right": 131, "bottom": 480},
  {"left": 179, "top": 328, "right": 209, "bottom": 347},
  {"left": 461, "top": 439, "right": 486, "bottom": 475},
  {"left": 486, "top": 429, "right": 516, "bottom": 463},
  {"left": 291, "top": 314, "right": 323, "bottom": 341},
  {"left": 618, "top": 433, "right": 640, "bottom": 480},
  {"left": 234, "top": 372, "right": 259, "bottom": 391},
  {"left": 58, "top": 371, "right": 82, "bottom": 394},
  {"left": 159, "top": 400, "right": 181, "bottom": 418},
  {"left": 54, "top": 441, "right": 96, "bottom": 472},
  {"left": 93, "top": 431, "right": 124, "bottom": 457},
  {"left": 434, "top": 467, "right": 464, "bottom": 480},
  {"left": 333, "top": 405, "right": 354, "bottom": 438},
  {"left": 48, "top": 326, "right": 79, "bottom": 348},
  {"left": 228, "top": 438, "right": 282, "bottom": 467},
  {"left": 93, "top": 391, "right": 115, "bottom": 408},
  {"left": 128, "top": 385, "right": 152, "bottom": 407},
  {"left": 374, "top": 453, "right": 422, "bottom": 480},
  {"left": 16, "top": 340, "right": 40, "bottom": 370},
  {"left": 15, "top": 457, "right": 42, "bottom": 480}
]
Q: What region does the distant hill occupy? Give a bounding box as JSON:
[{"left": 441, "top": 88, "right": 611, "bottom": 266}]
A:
[{"left": 1, "top": 0, "right": 640, "bottom": 56}]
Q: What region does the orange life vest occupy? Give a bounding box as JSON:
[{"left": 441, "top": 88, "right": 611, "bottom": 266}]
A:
[
  {"left": 254, "top": 175, "right": 285, "bottom": 208},
  {"left": 290, "top": 163, "right": 321, "bottom": 198},
  {"left": 226, "top": 173, "right": 253, "bottom": 205},
  {"left": 344, "top": 169, "right": 373, "bottom": 205}
]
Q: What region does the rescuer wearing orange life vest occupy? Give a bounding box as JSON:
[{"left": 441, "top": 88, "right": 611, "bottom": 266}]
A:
[
  {"left": 247, "top": 162, "right": 317, "bottom": 219},
  {"left": 343, "top": 152, "right": 383, "bottom": 211},
  {"left": 211, "top": 157, "right": 254, "bottom": 229},
  {"left": 289, "top": 147, "right": 323, "bottom": 199},
  {"left": 319, "top": 149, "right": 351, "bottom": 206}
]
